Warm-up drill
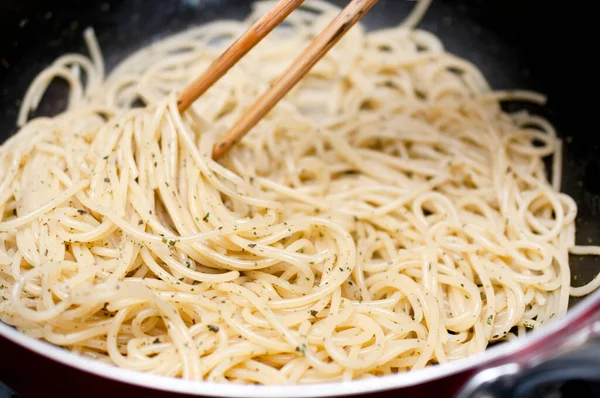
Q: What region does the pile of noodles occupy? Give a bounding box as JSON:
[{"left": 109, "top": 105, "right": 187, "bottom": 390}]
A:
[{"left": 1, "top": 0, "right": 598, "bottom": 384}]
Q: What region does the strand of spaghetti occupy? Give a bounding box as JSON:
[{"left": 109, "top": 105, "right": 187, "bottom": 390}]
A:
[{"left": 399, "top": 0, "right": 433, "bottom": 29}]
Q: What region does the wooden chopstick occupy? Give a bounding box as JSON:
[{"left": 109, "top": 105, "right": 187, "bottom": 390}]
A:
[
  {"left": 177, "top": 0, "right": 306, "bottom": 113},
  {"left": 212, "top": 0, "right": 379, "bottom": 160}
]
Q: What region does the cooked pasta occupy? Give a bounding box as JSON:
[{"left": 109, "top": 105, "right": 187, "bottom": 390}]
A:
[{"left": 0, "top": 0, "right": 598, "bottom": 384}]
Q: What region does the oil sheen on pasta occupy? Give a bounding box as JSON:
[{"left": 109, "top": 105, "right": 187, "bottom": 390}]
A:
[{"left": 0, "top": 0, "right": 598, "bottom": 384}]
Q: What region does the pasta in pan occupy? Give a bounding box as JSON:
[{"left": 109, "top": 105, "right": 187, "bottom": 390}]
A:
[{"left": 0, "top": 0, "right": 598, "bottom": 384}]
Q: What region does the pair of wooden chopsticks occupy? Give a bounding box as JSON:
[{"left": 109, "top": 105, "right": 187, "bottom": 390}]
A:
[{"left": 176, "top": 0, "right": 379, "bottom": 160}]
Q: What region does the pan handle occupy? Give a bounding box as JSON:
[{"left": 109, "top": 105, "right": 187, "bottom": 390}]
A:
[
  {"left": 457, "top": 320, "right": 600, "bottom": 398},
  {"left": 457, "top": 340, "right": 600, "bottom": 398}
]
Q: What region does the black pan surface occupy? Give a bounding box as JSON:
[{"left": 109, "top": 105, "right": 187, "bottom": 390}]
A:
[{"left": 0, "top": 0, "right": 598, "bottom": 299}]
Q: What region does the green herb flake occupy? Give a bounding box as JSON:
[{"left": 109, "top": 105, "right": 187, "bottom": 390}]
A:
[{"left": 295, "top": 343, "right": 307, "bottom": 355}]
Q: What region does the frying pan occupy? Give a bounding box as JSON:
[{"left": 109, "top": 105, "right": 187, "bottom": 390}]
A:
[{"left": 1, "top": 0, "right": 600, "bottom": 397}]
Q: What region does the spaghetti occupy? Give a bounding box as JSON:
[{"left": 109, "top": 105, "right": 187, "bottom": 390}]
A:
[{"left": 0, "top": 0, "right": 598, "bottom": 384}]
